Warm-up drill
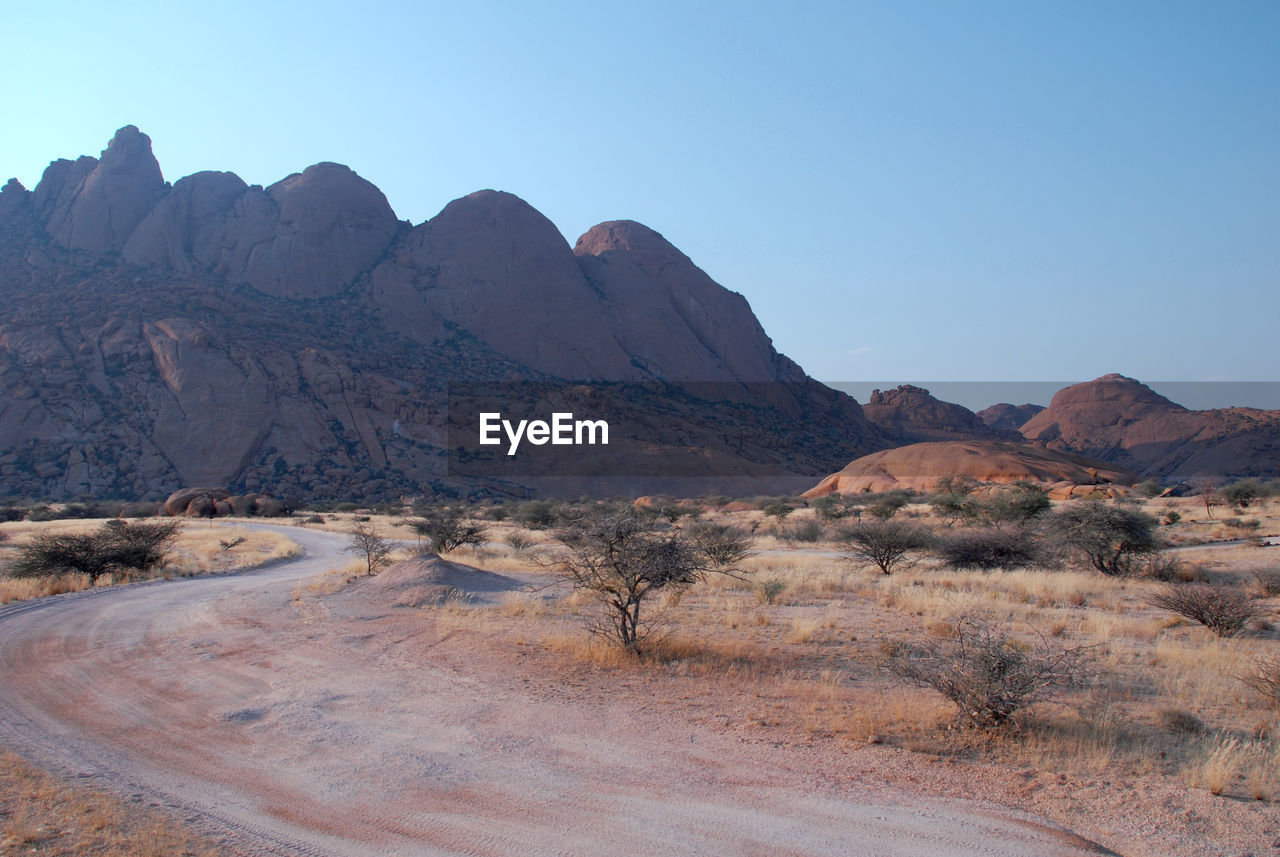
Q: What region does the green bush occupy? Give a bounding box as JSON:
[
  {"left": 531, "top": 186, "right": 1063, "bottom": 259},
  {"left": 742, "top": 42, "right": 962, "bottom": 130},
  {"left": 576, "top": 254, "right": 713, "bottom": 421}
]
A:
[
  {"left": 1047, "top": 501, "right": 1160, "bottom": 576},
  {"left": 937, "top": 526, "right": 1041, "bottom": 570},
  {"left": 9, "top": 520, "right": 182, "bottom": 582}
]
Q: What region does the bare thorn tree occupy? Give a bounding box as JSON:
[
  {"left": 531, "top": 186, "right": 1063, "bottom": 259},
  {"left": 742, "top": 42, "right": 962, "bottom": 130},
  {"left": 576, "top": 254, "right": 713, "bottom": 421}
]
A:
[
  {"left": 885, "top": 614, "right": 1092, "bottom": 729},
  {"left": 550, "top": 510, "right": 751, "bottom": 652},
  {"left": 838, "top": 520, "right": 933, "bottom": 575},
  {"left": 346, "top": 520, "right": 393, "bottom": 576}
]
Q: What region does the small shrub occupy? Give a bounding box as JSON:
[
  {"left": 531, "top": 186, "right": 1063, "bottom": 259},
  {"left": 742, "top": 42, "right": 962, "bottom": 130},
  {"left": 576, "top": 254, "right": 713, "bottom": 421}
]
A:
[
  {"left": 1149, "top": 584, "right": 1263, "bottom": 637},
  {"left": 1158, "top": 708, "right": 1206, "bottom": 734},
  {"left": 1048, "top": 501, "right": 1159, "bottom": 576},
  {"left": 8, "top": 520, "right": 181, "bottom": 582},
  {"left": 884, "top": 615, "right": 1090, "bottom": 729},
  {"left": 1254, "top": 570, "right": 1280, "bottom": 597},
  {"left": 515, "top": 500, "right": 560, "bottom": 529},
  {"left": 757, "top": 578, "right": 786, "bottom": 605},
  {"left": 777, "top": 519, "right": 825, "bottom": 543},
  {"left": 1221, "top": 478, "right": 1270, "bottom": 509},
  {"left": 1238, "top": 652, "right": 1280, "bottom": 710},
  {"left": 1134, "top": 479, "right": 1164, "bottom": 498},
  {"left": 936, "top": 526, "right": 1040, "bottom": 570},
  {"left": 865, "top": 492, "right": 909, "bottom": 521},
  {"left": 761, "top": 501, "right": 795, "bottom": 521},
  {"left": 1224, "top": 516, "right": 1260, "bottom": 532},
  {"left": 1161, "top": 510, "right": 1182, "bottom": 526},
  {"left": 504, "top": 530, "right": 535, "bottom": 555},
  {"left": 1137, "top": 553, "right": 1205, "bottom": 582},
  {"left": 812, "top": 494, "right": 859, "bottom": 521}
]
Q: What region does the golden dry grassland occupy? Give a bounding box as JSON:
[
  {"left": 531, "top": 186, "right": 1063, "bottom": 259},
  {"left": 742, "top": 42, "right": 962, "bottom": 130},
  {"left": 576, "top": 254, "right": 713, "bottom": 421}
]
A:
[
  {"left": 0, "top": 748, "right": 218, "bottom": 856},
  {"left": 0, "top": 519, "right": 300, "bottom": 605}
]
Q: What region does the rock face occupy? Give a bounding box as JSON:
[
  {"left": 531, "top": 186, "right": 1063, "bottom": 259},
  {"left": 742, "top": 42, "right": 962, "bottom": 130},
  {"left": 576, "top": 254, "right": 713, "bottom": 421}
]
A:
[
  {"left": 0, "top": 127, "right": 890, "bottom": 501},
  {"left": 1020, "top": 375, "right": 1280, "bottom": 481},
  {"left": 977, "top": 402, "right": 1045, "bottom": 434},
  {"left": 42, "top": 126, "right": 166, "bottom": 253},
  {"left": 573, "top": 221, "right": 803, "bottom": 383},
  {"left": 803, "top": 440, "right": 1139, "bottom": 497},
  {"left": 862, "top": 385, "right": 1017, "bottom": 442},
  {"left": 122, "top": 161, "right": 399, "bottom": 298}
]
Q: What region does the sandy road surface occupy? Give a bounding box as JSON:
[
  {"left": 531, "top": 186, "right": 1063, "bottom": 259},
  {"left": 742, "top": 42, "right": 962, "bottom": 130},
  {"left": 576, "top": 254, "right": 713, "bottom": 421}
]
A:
[{"left": 0, "top": 524, "right": 1119, "bottom": 857}]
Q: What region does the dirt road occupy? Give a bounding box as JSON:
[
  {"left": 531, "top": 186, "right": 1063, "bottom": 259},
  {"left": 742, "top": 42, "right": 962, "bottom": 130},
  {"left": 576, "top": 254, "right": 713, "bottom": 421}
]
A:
[{"left": 0, "top": 524, "right": 1118, "bottom": 856}]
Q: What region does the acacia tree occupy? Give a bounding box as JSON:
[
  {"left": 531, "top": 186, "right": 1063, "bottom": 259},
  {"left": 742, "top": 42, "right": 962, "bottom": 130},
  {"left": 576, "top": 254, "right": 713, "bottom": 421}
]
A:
[
  {"left": 408, "top": 507, "right": 486, "bottom": 554},
  {"left": 346, "top": 520, "right": 393, "bottom": 576},
  {"left": 838, "top": 520, "right": 933, "bottom": 575},
  {"left": 9, "top": 520, "right": 182, "bottom": 582},
  {"left": 1048, "top": 501, "right": 1159, "bottom": 576},
  {"left": 551, "top": 510, "right": 751, "bottom": 651}
]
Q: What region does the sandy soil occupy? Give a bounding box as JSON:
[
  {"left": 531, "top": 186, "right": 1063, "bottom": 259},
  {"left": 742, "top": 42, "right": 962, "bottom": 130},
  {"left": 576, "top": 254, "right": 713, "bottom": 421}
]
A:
[{"left": 0, "top": 524, "right": 1142, "bottom": 856}]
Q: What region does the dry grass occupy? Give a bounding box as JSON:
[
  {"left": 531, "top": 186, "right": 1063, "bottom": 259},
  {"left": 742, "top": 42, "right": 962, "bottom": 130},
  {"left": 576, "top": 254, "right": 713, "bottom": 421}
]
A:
[
  {"left": 0, "top": 748, "right": 218, "bottom": 856},
  {"left": 421, "top": 507, "right": 1280, "bottom": 807},
  {"left": 0, "top": 519, "right": 302, "bottom": 605}
]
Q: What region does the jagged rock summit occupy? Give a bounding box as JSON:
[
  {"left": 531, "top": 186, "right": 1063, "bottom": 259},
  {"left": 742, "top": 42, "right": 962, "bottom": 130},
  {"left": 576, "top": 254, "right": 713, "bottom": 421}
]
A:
[{"left": 0, "top": 127, "right": 889, "bottom": 500}]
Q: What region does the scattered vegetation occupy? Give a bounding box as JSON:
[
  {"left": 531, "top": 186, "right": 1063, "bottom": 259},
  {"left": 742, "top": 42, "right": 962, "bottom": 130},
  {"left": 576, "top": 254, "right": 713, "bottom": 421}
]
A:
[
  {"left": 1048, "top": 501, "right": 1160, "bottom": 576},
  {"left": 408, "top": 507, "right": 486, "bottom": 554},
  {"left": 884, "top": 614, "right": 1091, "bottom": 729},
  {"left": 936, "top": 525, "right": 1041, "bottom": 570},
  {"left": 548, "top": 509, "right": 751, "bottom": 651},
  {"left": 345, "top": 520, "right": 394, "bottom": 576},
  {"left": 1148, "top": 584, "right": 1264, "bottom": 637},
  {"left": 7, "top": 520, "right": 181, "bottom": 582},
  {"left": 838, "top": 520, "right": 933, "bottom": 575}
]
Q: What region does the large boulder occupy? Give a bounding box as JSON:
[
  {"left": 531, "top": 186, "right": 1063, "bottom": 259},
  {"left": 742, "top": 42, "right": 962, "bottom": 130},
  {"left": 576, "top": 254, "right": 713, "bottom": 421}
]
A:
[
  {"left": 803, "top": 440, "right": 1138, "bottom": 497},
  {"left": 164, "top": 487, "right": 231, "bottom": 517}
]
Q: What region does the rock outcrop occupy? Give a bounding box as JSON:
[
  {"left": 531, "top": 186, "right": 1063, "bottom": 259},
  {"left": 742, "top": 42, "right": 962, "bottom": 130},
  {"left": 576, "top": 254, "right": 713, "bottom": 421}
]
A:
[
  {"left": 803, "top": 440, "right": 1139, "bottom": 497},
  {"left": 1020, "top": 375, "right": 1280, "bottom": 480},
  {"left": 42, "top": 126, "right": 166, "bottom": 253},
  {"left": 862, "top": 385, "right": 1017, "bottom": 442},
  {"left": 976, "top": 402, "right": 1045, "bottom": 434},
  {"left": 0, "top": 127, "right": 890, "bottom": 501}
]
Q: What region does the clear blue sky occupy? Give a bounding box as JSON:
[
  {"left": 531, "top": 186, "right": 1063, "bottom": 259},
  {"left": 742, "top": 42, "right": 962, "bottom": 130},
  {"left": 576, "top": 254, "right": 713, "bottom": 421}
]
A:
[{"left": 4, "top": 1, "right": 1278, "bottom": 399}]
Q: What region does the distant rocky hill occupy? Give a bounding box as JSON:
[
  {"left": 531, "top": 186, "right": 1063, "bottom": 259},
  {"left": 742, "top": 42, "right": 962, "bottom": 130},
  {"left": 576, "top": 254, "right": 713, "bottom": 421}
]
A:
[
  {"left": 861, "top": 385, "right": 1019, "bottom": 442},
  {"left": 0, "top": 127, "right": 893, "bottom": 501},
  {"left": 1020, "top": 374, "right": 1280, "bottom": 481},
  {"left": 976, "top": 403, "right": 1044, "bottom": 434}
]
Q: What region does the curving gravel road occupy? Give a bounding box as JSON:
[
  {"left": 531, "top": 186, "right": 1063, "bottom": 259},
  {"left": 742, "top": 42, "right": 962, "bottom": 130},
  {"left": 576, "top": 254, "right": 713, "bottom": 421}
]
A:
[{"left": 0, "top": 524, "right": 1120, "bottom": 857}]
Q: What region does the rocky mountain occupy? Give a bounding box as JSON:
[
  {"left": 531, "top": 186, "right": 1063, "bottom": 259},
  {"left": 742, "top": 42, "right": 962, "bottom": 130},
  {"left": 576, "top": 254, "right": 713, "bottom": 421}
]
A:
[
  {"left": 861, "top": 385, "right": 1019, "bottom": 442},
  {"left": 1020, "top": 374, "right": 1280, "bottom": 481},
  {"left": 803, "top": 440, "right": 1138, "bottom": 498},
  {"left": 0, "top": 127, "right": 892, "bottom": 501},
  {"left": 976, "top": 402, "right": 1044, "bottom": 434}
]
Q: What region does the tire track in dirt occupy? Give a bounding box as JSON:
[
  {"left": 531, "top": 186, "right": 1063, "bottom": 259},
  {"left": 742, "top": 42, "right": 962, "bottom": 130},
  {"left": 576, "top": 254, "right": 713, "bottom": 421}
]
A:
[{"left": 0, "top": 524, "right": 1121, "bottom": 857}]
